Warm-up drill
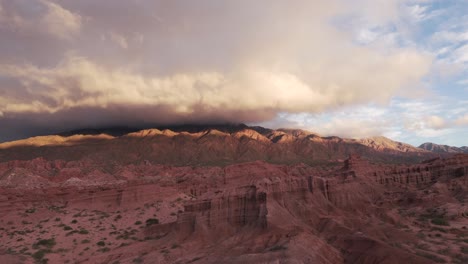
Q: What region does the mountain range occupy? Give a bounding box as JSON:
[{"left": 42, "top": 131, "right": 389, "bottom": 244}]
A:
[
  {"left": 419, "top": 142, "right": 468, "bottom": 154},
  {"left": 0, "top": 124, "right": 438, "bottom": 166}
]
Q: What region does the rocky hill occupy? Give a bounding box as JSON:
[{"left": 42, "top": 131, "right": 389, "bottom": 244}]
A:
[{"left": 419, "top": 142, "right": 468, "bottom": 154}]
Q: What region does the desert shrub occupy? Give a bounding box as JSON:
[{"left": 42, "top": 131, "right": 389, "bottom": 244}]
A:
[
  {"left": 34, "top": 238, "right": 56, "bottom": 249},
  {"left": 461, "top": 247, "right": 468, "bottom": 254},
  {"left": 81, "top": 239, "right": 90, "bottom": 244},
  {"left": 32, "top": 238, "right": 55, "bottom": 264},
  {"left": 99, "top": 247, "right": 110, "bottom": 253},
  {"left": 431, "top": 227, "right": 447, "bottom": 233},
  {"left": 66, "top": 231, "right": 78, "bottom": 236},
  {"left": 32, "top": 249, "right": 51, "bottom": 264},
  {"left": 416, "top": 252, "right": 446, "bottom": 263},
  {"left": 132, "top": 257, "right": 143, "bottom": 263},
  {"left": 431, "top": 218, "right": 449, "bottom": 226},
  {"left": 97, "top": 241, "right": 106, "bottom": 247},
  {"left": 145, "top": 218, "right": 159, "bottom": 226},
  {"left": 454, "top": 254, "right": 468, "bottom": 264},
  {"left": 25, "top": 208, "right": 36, "bottom": 214},
  {"left": 134, "top": 221, "right": 142, "bottom": 225},
  {"left": 78, "top": 229, "right": 89, "bottom": 235},
  {"left": 269, "top": 245, "right": 288, "bottom": 251}
]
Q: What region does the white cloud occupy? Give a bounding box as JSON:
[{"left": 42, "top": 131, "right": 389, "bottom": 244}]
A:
[
  {"left": 432, "top": 31, "right": 468, "bottom": 44},
  {"left": 41, "top": 0, "right": 81, "bottom": 39},
  {"left": 407, "top": 4, "right": 429, "bottom": 21},
  {"left": 425, "top": 115, "right": 446, "bottom": 130},
  {"left": 266, "top": 105, "right": 394, "bottom": 139},
  {"left": 453, "top": 44, "right": 468, "bottom": 63},
  {"left": 309, "top": 118, "right": 388, "bottom": 139},
  {"left": 0, "top": 51, "right": 430, "bottom": 119},
  {"left": 455, "top": 114, "right": 468, "bottom": 126},
  {"left": 109, "top": 32, "right": 128, "bottom": 49},
  {"left": 0, "top": 0, "right": 81, "bottom": 39}
]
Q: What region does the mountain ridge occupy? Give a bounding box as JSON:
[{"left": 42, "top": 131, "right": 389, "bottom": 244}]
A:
[
  {"left": 419, "top": 142, "right": 468, "bottom": 154},
  {"left": 0, "top": 125, "right": 436, "bottom": 166}
]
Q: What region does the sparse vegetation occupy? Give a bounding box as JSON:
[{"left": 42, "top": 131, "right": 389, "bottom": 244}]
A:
[{"left": 32, "top": 238, "right": 56, "bottom": 264}]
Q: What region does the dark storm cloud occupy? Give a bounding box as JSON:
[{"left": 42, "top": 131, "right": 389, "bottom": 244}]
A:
[{"left": 0, "top": 0, "right": 432, "bottom": 141}]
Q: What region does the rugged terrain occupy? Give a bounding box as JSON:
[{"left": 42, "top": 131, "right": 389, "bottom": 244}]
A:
[
  {"left": 419, "top": 142, "right": 468, "bottom": 154},
  {"left": 0, "top": 124, "right": 434, "bottom": 166},
  {"left": 0, "top": 126, "right": 467, "bottom": 264}
]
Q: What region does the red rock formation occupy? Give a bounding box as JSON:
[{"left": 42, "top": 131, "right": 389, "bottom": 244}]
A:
[{"left": 0, "top": 138, "right": 466, "bottom": 263}]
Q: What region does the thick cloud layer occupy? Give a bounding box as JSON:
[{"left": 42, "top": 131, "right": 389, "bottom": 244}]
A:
[{"left": 0, "top": 0, "right": 433, "bottom": 141}]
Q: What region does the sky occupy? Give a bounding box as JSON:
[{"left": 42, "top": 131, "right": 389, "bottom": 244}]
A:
[{"left": 0, "top": 0, "right": 467, "bottom": 146}]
